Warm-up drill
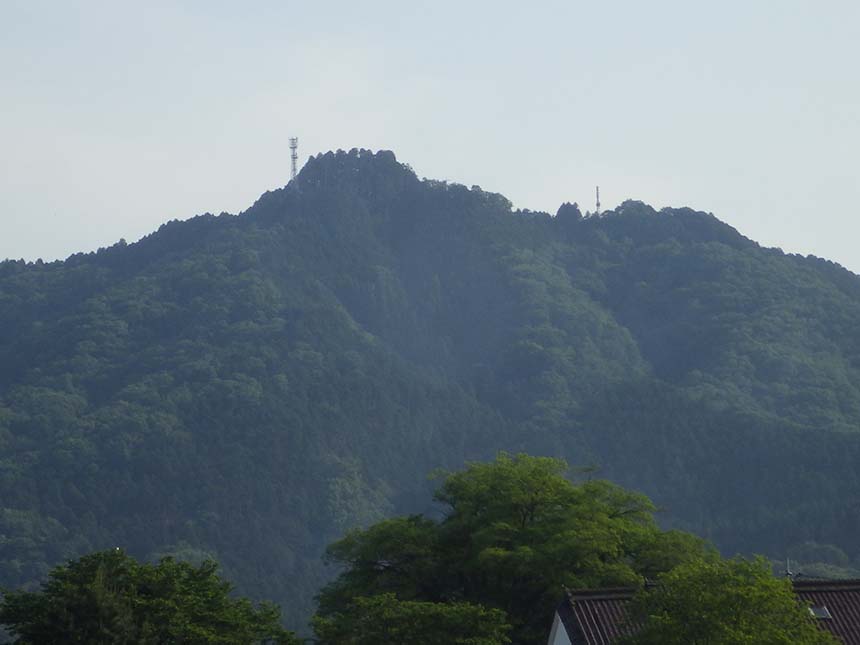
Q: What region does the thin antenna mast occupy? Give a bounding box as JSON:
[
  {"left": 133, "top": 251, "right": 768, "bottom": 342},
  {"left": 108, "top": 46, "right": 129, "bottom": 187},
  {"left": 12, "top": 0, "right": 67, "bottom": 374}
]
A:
[
  {"left": 289, "top": 137, "right": 299, "bottom": 181},
  {"left": 595, "top": 186, "right": 601, "bottom": 216}
]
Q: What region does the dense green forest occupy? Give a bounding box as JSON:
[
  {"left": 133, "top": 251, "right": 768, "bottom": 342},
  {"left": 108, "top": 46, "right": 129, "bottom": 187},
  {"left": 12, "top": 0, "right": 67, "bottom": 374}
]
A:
[{"left": 2, "top": 149, "right": 860, "bottom": 629}]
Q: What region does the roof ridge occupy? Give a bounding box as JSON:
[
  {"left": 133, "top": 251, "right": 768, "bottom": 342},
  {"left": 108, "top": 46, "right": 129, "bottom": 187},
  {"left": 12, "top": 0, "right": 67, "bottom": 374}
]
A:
[
  {"left": 793, "top": 578, "right": 860, "bottom": 588},
  {"left": 566, "top": 587, "right": 638, "bottom": 600}
]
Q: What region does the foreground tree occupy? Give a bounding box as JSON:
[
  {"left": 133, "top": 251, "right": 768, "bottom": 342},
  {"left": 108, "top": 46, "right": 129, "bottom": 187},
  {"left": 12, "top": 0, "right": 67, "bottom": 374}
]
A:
[
  {"left": 313, "top": 593, "right": 510, "bottom": 644},
  {"left": 623, "top": 556, "right": 838, "bottom": 645},
  {"left": 315, "top": 453, "right": 713, "bottom": 644},
  {"left": 0, "top": 549, "right": 299, "bottom": 644}
]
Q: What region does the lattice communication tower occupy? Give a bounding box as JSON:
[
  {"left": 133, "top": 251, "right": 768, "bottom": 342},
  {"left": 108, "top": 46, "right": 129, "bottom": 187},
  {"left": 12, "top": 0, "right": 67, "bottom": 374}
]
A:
[
  {"left": 289, "top": 137, "right": 299, "bottom": 181},
  {"left": 595, "top": 186, "right": 601, "bottom": 216}
]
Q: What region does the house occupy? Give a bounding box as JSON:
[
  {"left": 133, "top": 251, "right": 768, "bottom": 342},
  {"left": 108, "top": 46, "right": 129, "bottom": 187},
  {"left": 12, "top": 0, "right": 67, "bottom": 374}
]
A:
[{"left": 548, "top": 579, "right": 860, "bottom": 645}]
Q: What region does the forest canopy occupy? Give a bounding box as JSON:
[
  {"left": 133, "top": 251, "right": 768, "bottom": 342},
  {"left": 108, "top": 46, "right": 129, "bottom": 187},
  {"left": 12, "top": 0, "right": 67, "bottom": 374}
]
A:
[{"left": 2, "top": 149, "right": 860, "bottom": 629}]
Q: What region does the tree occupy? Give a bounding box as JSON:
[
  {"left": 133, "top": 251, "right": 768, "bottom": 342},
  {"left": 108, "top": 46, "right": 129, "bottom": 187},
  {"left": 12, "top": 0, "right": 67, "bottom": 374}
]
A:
[
  {"left": 316, "top": 453, "right": 713, "bottom": 645},
  {"left": 622, "top": 556, "right": 838, "bottom": 645},
  {"left": 312, "top": 593, "right": 510, "bottom": 645},
  {"left": 0, "top": 549, "right": 300, "bottom": 644}
]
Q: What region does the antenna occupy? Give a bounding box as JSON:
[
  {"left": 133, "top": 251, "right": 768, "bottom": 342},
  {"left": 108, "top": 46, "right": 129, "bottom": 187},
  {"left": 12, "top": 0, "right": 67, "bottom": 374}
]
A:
[
  {"left": 595, "top": 186, "right": 601, "bottom": 216},
  {"left": 289, "top": 137, "right": 299, "bottom": 181}
]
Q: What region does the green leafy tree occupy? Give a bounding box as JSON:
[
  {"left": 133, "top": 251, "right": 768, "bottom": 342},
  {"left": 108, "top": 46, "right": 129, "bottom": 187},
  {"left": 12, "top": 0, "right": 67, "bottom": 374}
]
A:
[
  {"left": 313, "top": 593, "right": 510, "bottom": 645},
  {"left": 623, "top": 556, "right": 838, "bottom": 645},
  {"left": 316, "top": 453, "right": 713, "bottom": 644},
  {"left": 0, "top": 549, "right": 300, "bottom": 644}
]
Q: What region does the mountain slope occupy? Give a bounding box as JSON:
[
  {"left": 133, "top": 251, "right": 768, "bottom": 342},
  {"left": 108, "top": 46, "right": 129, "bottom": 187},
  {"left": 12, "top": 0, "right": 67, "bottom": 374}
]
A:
[{"left": 2, "top": 149, "right": 860, "bottom": 627}]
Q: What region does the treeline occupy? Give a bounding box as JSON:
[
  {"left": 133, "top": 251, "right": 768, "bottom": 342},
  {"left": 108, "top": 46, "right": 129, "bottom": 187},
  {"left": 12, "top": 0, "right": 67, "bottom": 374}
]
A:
[{"left": 0, "top": 456, "right": 836, "bottom": 645}]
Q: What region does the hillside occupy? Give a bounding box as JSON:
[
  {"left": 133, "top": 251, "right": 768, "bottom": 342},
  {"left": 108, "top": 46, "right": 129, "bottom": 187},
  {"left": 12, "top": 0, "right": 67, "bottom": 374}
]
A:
[{"left": 2, "top": 149, "right": 860, "bottom": 628}]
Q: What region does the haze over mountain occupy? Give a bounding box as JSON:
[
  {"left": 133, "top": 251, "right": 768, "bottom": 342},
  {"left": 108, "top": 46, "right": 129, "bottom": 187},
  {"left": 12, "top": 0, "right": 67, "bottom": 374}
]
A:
[
  {"left": 5, "top": 3, "right": 860, "bottom": 274},
  {"left": 2, "top": 149, "right": 860, "bottom": 628}
]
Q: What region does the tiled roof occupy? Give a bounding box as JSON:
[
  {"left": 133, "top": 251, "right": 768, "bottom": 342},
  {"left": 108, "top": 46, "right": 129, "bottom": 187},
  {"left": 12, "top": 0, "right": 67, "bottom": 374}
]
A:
[
  {"left": 557, "top": 579, "right": 860, "bottom": 645},
  {"left": 559, "top": 588, "right": 637, "bottom": 645},
  {"left": 795, "top": 579, "right": 860, "bottom": 644}
]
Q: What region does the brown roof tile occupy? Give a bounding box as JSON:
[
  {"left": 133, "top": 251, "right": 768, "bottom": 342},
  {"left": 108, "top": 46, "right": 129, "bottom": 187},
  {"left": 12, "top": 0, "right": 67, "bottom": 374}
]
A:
[
  {"left": 560, "top": 588, "right": 637, "bottom": 645},
  {"left": 795, "top": 579, "right": 860, "bottom": 644}
]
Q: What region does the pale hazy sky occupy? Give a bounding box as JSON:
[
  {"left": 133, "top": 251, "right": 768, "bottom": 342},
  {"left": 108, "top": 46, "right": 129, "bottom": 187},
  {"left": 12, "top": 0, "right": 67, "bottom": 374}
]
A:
[{"left": 2, "top": 1, "right": 859, "bottom": 272}]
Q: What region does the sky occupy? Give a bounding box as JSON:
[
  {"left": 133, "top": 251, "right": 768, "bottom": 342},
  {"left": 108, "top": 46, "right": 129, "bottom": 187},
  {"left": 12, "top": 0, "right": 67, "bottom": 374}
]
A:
[{"left": 2, "top": 1, "right": 859, "bottom": 272}]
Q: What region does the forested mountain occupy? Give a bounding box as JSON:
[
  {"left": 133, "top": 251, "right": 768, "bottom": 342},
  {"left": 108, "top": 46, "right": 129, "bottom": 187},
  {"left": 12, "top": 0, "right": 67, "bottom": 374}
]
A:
[{"left": 2, "top": 149, "right": 860, "bottom": 628}]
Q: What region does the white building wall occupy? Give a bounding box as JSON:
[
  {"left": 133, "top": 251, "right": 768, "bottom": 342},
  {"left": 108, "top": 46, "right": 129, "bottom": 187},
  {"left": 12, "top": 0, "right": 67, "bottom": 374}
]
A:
[{"left": 547, "top": 611, "right": 572, "bottom": 645}]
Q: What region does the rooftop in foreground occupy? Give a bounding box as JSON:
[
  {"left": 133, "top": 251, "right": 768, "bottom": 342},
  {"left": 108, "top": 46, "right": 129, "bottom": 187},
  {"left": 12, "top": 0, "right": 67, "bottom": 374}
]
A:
[{"left": 551, "top": 579, "right": 860, "bottom": 645}]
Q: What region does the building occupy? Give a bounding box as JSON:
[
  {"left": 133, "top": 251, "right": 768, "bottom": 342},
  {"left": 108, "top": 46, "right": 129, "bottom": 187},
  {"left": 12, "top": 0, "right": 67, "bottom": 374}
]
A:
[{"left": 549, "top": 579, "right": 860, "bottom": 645}]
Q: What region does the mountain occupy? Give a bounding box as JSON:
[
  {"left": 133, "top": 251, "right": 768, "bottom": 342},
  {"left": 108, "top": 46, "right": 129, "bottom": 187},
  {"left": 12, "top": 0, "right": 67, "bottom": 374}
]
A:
[{"left": 2, "top": 149, "right": 860, "bottom": 628}]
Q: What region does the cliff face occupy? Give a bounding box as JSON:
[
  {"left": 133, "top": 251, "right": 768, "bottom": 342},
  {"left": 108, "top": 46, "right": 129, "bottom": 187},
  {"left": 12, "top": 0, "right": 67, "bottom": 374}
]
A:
[{"left": 2, "top": 149, "right": 860, "bottom": 627}]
